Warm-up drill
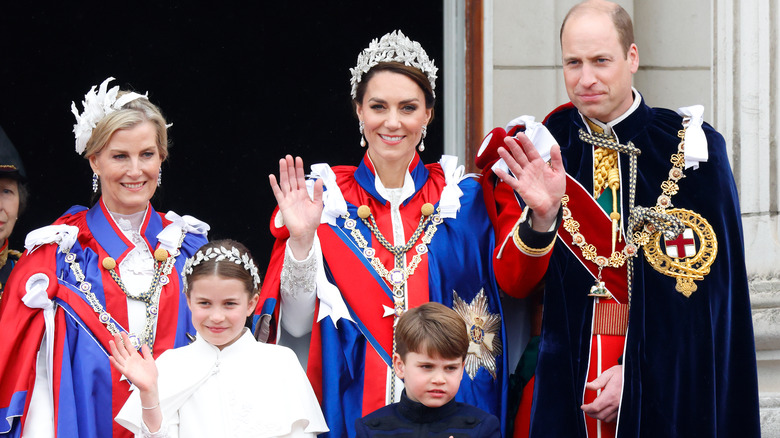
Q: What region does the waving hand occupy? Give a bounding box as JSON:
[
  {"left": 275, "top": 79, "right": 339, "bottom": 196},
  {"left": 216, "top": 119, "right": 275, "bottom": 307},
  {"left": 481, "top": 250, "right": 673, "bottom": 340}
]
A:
[
  {"left": 269, "top": 155, "right": 324, "bottom": 259},
  {"left": 494, "top": 133, "right": 566, "bottom": 231}
]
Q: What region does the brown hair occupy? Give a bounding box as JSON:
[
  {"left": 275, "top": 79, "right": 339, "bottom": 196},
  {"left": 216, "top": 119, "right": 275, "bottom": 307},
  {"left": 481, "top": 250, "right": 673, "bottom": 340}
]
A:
[
  {"left": 183, "top": 239, "right": 261, "bottom": 299},
  {"left": 560, "top": 0, "right": 635, "bottom": 56},
  {"left": 83, "top": 91, "right": 170, "bottom": 161},
  {"left": 353, "top": 62, "right": 436, "bottom": 122},
  {"left": 395, "top": 302, "right": 468, "bottom": 360},
  {"left": 16, "top": 180, "right": 27, "bottom": 215}
]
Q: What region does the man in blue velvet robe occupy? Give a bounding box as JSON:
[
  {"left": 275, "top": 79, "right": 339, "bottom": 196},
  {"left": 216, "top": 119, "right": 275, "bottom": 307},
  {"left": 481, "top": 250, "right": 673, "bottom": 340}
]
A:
[{"left": 492, "top": 1, "right": 761, "bottom": 436}]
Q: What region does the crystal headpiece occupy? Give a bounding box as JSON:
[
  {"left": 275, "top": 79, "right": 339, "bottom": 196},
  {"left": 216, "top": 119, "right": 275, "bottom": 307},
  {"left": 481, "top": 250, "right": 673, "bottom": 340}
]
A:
[
  {"left": 71, "top": 77, "right": 149, "bottom": 155},
  {"left": 181, "top": 245, "right": 262, "bottom": 292},
  {"left": 349, "top": 30, "right": 438, "bottom": 99}
]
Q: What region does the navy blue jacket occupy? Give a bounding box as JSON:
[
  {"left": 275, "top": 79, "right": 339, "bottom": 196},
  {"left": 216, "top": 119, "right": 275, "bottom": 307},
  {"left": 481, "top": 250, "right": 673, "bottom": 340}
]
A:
[{"left": 355, "top": 390, "right": 500, "bottom": 437}]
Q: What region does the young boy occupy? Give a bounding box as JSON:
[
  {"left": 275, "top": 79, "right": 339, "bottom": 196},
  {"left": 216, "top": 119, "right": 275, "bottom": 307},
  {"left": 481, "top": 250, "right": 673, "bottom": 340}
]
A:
[{"left": 355, "top": 302, "right": 500, "bottom": 437}]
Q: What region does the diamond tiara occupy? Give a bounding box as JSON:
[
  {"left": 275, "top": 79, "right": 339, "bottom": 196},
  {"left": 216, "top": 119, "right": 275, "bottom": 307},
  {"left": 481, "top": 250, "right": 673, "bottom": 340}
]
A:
[
  {"left": 71, "top": 77, "right": 149, "bottom": 155},
  {"left": 349, "top": 30, "right": 438, "bottom": 99},
  {"left": 181, "top": 245, "right": 262, "bottom": 292}
]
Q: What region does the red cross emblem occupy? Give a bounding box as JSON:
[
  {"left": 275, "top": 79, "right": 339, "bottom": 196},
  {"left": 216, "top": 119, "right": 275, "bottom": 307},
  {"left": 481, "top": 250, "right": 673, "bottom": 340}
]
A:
[{"left": 664, "top": 228, "right": 696, "bottom": 258}]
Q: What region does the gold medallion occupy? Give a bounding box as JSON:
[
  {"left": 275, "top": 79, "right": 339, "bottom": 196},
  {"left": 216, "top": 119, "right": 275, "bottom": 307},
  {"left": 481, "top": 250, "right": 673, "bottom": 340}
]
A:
[{"left": 643, "top": 208, "right": 718, "bottom": 297}]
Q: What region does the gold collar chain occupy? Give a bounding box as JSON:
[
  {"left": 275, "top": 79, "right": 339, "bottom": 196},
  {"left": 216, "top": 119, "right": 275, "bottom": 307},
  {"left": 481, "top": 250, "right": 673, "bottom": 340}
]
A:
[
  {"left": 343, "top": 202, "right": 441, "bottom": 306},
  {"left": 342, "top": 202, "right": 442, "bottom": 403},
  {"left": 63, "top": 231, "right": 185, "bottom": 350},
  {"left": 564, "top": 128, "right": 688, "bottom": 301}
]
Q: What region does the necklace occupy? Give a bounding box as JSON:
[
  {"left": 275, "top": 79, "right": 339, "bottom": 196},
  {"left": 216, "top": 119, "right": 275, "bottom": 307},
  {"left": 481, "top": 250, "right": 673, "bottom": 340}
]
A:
[
  {"left": 63, "top": 231, "right": 185, "bottom": 350},
  {"left": 342, "top": 201, "right": 441, "bottom": 401},
  {"left": 563, "top": 128, "right": 686, "bottom": 303},
  {"left": 344, "top": 203, "right": 440, "bottom": 308}
]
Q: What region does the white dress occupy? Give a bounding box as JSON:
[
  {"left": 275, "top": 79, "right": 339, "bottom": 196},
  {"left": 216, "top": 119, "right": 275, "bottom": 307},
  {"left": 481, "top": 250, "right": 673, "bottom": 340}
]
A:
[{"left": 115, "top": 330, "right": 328, "bottom": 438}]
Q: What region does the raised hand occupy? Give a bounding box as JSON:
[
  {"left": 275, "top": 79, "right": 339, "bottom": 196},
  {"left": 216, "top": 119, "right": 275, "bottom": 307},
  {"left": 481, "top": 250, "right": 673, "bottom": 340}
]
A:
[
  {"left": 269, "top": 155, "right": 324, "bottom": 259},
  {"left": 581, "top": 364, "right": 622, "bottom": 423},
  {"left": 109, "top": 332, "right": 158, "bottom": 393},
  {"left": 109, "top": 332, "right": 163, "bottom": 432},
  {"left": 494, "top": 132, "right": 566, "bottom": 231}
]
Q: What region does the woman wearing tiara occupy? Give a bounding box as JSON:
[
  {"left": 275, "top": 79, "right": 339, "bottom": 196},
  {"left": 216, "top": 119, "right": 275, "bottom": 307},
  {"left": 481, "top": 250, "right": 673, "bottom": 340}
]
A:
[
  {"left": 0, "top": 78, "right": 209, "bottom": 438},
  {"left": 259, "top": 31, "right": 548, "bottom": 438}
]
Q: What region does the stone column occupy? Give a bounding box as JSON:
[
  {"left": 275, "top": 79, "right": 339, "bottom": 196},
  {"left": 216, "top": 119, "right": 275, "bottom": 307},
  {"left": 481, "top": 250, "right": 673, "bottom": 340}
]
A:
[{"left": 714, "top": 0, "right": 780, "bottom": 434}]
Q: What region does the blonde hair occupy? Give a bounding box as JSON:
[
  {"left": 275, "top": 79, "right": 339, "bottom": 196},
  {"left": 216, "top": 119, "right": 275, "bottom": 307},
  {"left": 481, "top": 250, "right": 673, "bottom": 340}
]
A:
[{"left": 83, "top": 91, "right": 169, "bottom": 161}]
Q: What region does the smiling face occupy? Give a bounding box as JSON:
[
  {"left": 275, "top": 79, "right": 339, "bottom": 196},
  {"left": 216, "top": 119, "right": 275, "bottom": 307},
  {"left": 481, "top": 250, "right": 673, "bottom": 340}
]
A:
[
  {"left": 393, "top": 350, "right": 464, "bottom": 408},
  {"left": 356, "top": 71, "right": 432, "bottom": 173},
  {"left": 89, "top": 121, "right": 161, "bottom": 215},
  {"left": 187, "top": 275, "right": 259, "bottom": 350},
  {"left": 561, "top": 9, "right": 638, "bottom": 123},
  {"left": 0, "top": 178, "right": 19, "bottom": 245}
]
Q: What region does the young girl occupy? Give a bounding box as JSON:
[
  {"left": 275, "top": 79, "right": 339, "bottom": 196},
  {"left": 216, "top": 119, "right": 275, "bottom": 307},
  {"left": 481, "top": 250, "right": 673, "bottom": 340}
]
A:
[{"left": 110, "top": 240, "right": 328, "bottom": 437}]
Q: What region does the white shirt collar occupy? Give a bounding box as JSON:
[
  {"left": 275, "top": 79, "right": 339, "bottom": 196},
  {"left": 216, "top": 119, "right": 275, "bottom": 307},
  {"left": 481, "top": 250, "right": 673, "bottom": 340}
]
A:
[
  {"left": 581, "top": 87, "right": 642, "bottom": 135},
  {"left": 366, "top": 153, "right": 416, "bottom": 204}
]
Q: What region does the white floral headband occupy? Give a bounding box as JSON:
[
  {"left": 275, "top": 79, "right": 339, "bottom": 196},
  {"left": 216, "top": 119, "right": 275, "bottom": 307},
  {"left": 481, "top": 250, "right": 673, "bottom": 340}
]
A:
[
  {"left": 70, "top": 77, "right": 149, "bottom": 155},
  {"left": 349, "top": 30, "right": 438, "bottom": 99},
  {"left": 181, "top": 245, "right": 261, "bottom": 292}
]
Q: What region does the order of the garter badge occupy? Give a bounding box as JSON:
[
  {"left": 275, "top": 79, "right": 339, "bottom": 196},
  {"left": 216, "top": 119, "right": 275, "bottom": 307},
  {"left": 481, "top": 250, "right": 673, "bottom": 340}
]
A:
[
  {"left": 643, "top": 208, "right": 718, "bottom": 297},
  {"left": 452, "top": 290, "right": 501, "bottom": 380}
]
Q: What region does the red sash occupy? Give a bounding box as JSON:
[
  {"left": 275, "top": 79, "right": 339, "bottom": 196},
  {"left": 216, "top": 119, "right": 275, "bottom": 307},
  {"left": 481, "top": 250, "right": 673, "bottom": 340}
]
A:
[
  {"left": 560, "top": 175, "right": 627, "bottom": 438},
  {"left": 558, "top": 175, "right": 629, "bottom": 304},
  {"left": 317, "top": 222, "right": 431, "bottom": 415}
]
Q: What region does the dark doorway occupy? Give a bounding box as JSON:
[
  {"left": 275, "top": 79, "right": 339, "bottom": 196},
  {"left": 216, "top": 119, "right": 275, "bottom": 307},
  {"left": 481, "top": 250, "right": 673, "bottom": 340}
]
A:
[{"left": 0, "top": 2, "right": 444, "bottom": 270}]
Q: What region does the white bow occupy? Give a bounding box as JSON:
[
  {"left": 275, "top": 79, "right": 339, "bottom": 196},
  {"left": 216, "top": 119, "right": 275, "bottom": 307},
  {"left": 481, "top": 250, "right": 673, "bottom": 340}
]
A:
[
  {"left": 438, "top": 155, "right": 469, "bottom": 219},
  {"left": 309, "top": 163, "right": 348, "bottom": 226},
  {"left": 311, "top": 235, "right": 354, "bottom": 327},
  {"left": 492, "top": 115, "right": 558, "bottom": 179},
  {"left": 23, "top": 273, "right": 57, "bottom": 393},
  {"left": 24, "top": 225, "right": 79, "bottom": 255},
  {"left": 158, "top": 211, "right": 210, "bottom": 254},
  {"left": 505, "top": 115, "right": 558, "bottom": 162},
  {"left": 676, "top": 105, "right": 708, "bottom": 169}
]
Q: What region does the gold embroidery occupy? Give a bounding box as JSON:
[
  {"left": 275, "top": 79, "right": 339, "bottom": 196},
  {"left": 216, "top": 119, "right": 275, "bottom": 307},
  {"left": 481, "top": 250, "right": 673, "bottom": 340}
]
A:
[
  {"left": 512, "top": 223, "right": 555, "bottom": 256},
  {"left": 643, "top": 208, "right": 718, "bottom": 297}
]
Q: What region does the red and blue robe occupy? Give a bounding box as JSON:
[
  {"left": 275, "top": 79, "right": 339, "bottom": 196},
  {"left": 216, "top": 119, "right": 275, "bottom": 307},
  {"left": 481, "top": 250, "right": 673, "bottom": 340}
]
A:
[
  {"left": 257, "top": 153, "right": 534, "bottom": 438},
  {"left": 0, "top": 201, "right": 207, "bottom": 438}
]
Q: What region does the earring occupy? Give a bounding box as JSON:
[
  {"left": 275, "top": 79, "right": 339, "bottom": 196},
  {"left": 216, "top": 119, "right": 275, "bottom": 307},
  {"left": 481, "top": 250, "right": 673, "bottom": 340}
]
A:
[
  {"left": 359, "top": 120, "right": 366, "bottom": 147},
  {"left": 419, "top": 125, "right": 427, "bottom": 152},
  {"left": 92, "top": 173, "right": 99, "bottom": 193},
  {"left": 158, "top": 168, "right": 162, "bottom": 187}
]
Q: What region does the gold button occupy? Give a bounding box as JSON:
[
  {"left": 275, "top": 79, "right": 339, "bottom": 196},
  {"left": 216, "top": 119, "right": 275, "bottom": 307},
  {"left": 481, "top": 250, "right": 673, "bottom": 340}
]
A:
[
  {"left": 102, "top": 257, "right": 117, "bottom": 270},
  {"left": 357, "top": 205, "right": 371, "bottom": 219},
  {"left": 421, "top": 203, "right": 435, "bottom": 217},
  {"left": 154, "top": 248, "right": 169, "bottom": 262}
]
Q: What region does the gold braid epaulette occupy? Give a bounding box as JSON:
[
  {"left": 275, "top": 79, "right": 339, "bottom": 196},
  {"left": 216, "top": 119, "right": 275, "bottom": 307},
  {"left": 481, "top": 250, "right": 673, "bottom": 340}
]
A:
[{"left": 512, "top": 222, "right": 556, "bottom": 256}]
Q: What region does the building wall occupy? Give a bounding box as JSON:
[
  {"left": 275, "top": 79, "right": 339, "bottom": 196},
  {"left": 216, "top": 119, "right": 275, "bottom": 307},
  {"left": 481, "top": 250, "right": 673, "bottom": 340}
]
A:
[{"left": 486, "top": 0, "right": 780, "bottom": 434}]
